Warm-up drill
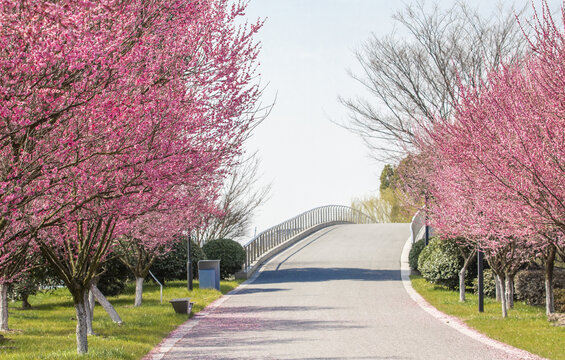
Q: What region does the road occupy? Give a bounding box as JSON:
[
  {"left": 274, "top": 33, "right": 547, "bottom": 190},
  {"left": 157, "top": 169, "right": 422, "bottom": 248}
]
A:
[{"left": 155, "top": 224, "right": 531, "bottom": 360}]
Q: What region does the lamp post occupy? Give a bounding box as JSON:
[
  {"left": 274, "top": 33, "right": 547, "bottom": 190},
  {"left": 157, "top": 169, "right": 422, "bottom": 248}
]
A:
[
  {"left": 478, "top": 247, "right": 484, "bottom": 312},
  {"left": 424, "top": 193, "right": 430, "bottom": 246},
  {"left": 187, "top": 233, "right": 193, "bottom": 291}
]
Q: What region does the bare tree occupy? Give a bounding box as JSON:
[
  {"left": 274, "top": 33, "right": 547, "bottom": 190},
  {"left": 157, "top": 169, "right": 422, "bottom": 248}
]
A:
[
  {"left": 340, "top": 1, "right": 530, "bottom": 159},
  {"left": 192, "top": 154, "right": 271, "bottom": 246}
]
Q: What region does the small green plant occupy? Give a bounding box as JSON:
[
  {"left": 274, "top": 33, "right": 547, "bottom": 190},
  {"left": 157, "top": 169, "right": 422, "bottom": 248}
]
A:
[
  {"left": 408, "top": 239, "right": 426, "bottom": 271},
  {"left": 417, "top": 237, "right": 462, "bottom": 289},
  {"left": 202, "top": 238, "right": 246, "bottom": 279}
]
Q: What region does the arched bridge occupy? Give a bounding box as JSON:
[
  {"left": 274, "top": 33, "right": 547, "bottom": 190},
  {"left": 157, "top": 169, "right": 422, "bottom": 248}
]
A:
[{"left": 237, "top": 205, "right": 376, "bottom": 278}]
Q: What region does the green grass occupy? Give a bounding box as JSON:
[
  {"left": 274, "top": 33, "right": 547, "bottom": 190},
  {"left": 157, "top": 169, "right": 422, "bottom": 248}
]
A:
[
  {"left": 411, "top": 275, "right": 565, "bottom": 360},
  {"left": 0, "top": 279, "right": 243, "bottom": 359}
]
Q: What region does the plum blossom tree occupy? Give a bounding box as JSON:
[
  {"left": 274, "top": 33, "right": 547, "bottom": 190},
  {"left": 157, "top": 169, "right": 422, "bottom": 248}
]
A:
[
  {"left": 415, "top": 1, "right": 564, "bottom": 316},
  {"left": 1, "top": 0, "right": 261, "bottom": 353}
]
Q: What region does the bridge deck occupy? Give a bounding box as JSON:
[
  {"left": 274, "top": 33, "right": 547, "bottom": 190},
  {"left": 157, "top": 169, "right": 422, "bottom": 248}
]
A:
[{"left": 152, "top": 224, "right": 527, "bottom": 360}]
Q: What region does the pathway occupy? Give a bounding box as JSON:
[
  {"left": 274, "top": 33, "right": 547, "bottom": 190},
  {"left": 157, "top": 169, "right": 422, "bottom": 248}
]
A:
[{"left": 149, "top": 224, "right": 537, "bottom": 360}]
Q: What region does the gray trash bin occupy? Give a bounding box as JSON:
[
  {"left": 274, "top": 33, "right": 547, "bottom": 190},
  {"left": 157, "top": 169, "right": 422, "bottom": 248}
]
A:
[{"left": 198, "top": 260, "right": 220, "bottom": 290}]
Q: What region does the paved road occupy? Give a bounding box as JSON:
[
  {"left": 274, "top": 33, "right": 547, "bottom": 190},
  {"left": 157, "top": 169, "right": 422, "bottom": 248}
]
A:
[{"left": 158, "top": 224, "right": 525, "bottom": 360}]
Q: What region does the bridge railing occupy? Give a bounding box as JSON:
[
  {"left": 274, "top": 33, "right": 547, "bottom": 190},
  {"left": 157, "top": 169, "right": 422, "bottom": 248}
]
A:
[
  {"left": 410, "top": 210, "right": 425, "bottom": 243},
  {"left": 241, "top": 205, "right": 376, "bottom": 270}
]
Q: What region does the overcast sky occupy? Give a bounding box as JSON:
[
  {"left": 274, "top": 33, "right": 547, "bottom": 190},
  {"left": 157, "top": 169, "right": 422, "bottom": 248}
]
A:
[{"left": 240, "top": 0, "right": 561, "bottom": 237}]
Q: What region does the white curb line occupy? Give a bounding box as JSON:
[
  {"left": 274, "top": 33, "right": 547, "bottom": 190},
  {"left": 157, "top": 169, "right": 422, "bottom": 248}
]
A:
[{"left": 400, "top": 237, "right": 546, "bottom": 360}]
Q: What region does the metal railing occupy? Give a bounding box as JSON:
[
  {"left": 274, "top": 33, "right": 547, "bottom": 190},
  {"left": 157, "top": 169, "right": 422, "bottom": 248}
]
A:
[
  {"left": 242, "top": 205, "right": 376, "bottom": 270},
  {"left": 410, "top": 210, "right": 425, "bottom": 243},
  {"left": 410, "top": 210, "right": 435, "bottom": 243}
]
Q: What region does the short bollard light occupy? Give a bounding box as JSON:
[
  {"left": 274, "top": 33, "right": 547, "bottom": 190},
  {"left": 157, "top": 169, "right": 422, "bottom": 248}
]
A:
[{"left": 169, "top": 298, "right": 193, "bottom": 314}]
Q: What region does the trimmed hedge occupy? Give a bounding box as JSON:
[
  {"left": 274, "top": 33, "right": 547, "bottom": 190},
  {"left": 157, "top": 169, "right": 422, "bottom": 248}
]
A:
[
  {"left": 409, "top": 239, "right": 426, "bottom": 271},
  {"left": 202, "top": 238, "right": 246, "bottom": 279},
  {"left": 515, "top": 268, "right": 565, "bottom": 306}
]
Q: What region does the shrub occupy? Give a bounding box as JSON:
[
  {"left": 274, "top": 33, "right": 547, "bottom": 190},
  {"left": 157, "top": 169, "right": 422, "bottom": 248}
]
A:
[
  {"left": 151, "top": 237, "right": 206, "bottom": 283},
  {"left": 472, "top": 269, "right": 497, "bottom": 298},
  {"left": 409, "top": 239, "right": 426, "bottom": 271},
  {"left": 9, "top": 259, "right": 62, "bottom": 308},
  {"left": 202, "top": 238, "right": 246, "bottom": 279},
  {"left": 515, "top": 269, "right": 565, "bottom": 306},
  {"left": 555, "top": 288, "right": 565, "bottom": 313},
  {"left": 417, "top": 237, "right": 462, "bottom": 289},
  {"left": 97, "top": 256, "right": 131, "bottom": 296}
]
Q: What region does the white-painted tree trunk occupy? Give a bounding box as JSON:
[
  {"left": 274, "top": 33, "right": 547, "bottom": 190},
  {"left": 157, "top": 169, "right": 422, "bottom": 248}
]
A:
[
  {"left": 75, "top": 301, "right": 88, "bottom": 354},
  {"left": 545, "top": 278, "right": 555, "bottom": 315},
  {"left": 497, "top": 274, "right": 507, "bottom": 318},
  {"left": 495, "top": 276, "right": 502, "bottom": 302},
  {"left": 134, "top": 277, "right": 144, "bottom": 307},
  {"left": 88, "top": 290, "right": 95, "bottom": 319},
  {"left": 505, "top": 275, "right": 514, "bottom": 310},
  {"left": 83, "top": 291, "right": 94, "bottom": 335},
  {"left": 459, "top": 268, "right": 466, "bottom": 302},
  {"left": 90, "top": 285, "right": 122, "bottom": 324},
  {"left": 545, "top": 245, "right": 555, "bottom": 315},
  {"left": 0, "top": 284, "right": 8, "bottom": 331}
]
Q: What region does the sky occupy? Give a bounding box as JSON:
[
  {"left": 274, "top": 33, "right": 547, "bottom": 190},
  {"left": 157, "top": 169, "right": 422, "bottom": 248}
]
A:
[{"left": 239, "top": 0, "right": 562, "bottom": 237}]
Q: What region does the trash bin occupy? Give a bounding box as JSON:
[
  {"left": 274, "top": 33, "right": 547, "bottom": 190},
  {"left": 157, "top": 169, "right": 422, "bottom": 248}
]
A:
[
  {"left": 169, "top": 298, "right": 193, "bottom": 314},
  {"left": 198, "top": 260, "right": 220, "bottom": 290}
]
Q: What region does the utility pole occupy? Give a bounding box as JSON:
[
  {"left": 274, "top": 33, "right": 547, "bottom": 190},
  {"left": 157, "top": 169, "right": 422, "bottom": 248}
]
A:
[
  {"left": 187, "top": 233, "right": 193, "bottom": 291},
  {"left": 478, "top": 247, "right": 484, "bottom": 312}
]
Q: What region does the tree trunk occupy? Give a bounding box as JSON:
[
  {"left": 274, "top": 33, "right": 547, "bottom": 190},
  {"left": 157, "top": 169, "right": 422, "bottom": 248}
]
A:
[
  {"left": 505, "top": 274, "right": 514, "bottom": 310},
  {"left": 496, "top": 274, "right": 507, "bottom": 318},
  {"left": 83, "top": 291, "right": 95, "bottom": 335},
  {"left": 21, "top": 294, "right": 32, "bottom": 309},
  {"left": 75, "top": 300, "right": 88, "bottom": 354},
  {"left": 459, "top": 268, "right": 466, "bottom": 302},
  {"left": 88, "top": 290, "right": 95, "bottom": 319},
  {"left": 495, "top": 275, "right": 502, "bottom": 302},
  {"left": 134, "top": 277, "right": 144, "bottom": 307},
  {"left": 90, "top": 285, "right": 122, "bottom": 324},
  {"left": 545, "top": 245, "right": 556, "bottom": 315},
  {"left": 458, "top": 248, "right": 476, "bottom": 302},
  {"left": 0, "top": 284, "right": 8, "bottom": 331}
]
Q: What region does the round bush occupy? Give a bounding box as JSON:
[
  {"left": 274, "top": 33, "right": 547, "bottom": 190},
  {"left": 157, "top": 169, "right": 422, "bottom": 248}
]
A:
[
  {"left": 472, "top": 269, "right": 497, "bottom": 298},
  {"left": 417, "top": 237, "right": 462, "bottom": 289},
  {"left": 202, "top": 238, "right": 246, "bottom": 279},
  {"left": 408, "top": 239, "right": 426, "bottom": 271},
  {"left": 151, "top": 237, "right": 206, "bottom": 283}
]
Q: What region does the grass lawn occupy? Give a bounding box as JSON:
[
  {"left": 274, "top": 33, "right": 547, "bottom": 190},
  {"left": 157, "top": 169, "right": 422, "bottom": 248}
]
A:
[
  {"left": 411, "top": 275, "right": 565, "bottom": 360},
  {"left": 0, "top": 279, "right": 243, "bottom": 359}
]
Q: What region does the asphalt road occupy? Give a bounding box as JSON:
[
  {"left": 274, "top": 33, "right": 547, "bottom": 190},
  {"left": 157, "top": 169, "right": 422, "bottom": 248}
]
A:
[{"left": 158, "top": 224, "right": 526, "bottom": 360}]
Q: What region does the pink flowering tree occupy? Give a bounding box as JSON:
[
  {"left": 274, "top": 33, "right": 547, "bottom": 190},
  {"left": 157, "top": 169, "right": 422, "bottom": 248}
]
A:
[
  {"left": 1, "top": 0, "right": 261, "bottom": 353},
  {"left": 417, "top": 1, "right": 564, "bottom": 316},
  {"left": 116, "top": 189, "right": 218, "bottom": 307}
]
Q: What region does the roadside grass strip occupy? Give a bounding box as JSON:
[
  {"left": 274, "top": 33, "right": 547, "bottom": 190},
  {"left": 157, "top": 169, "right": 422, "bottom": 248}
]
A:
[
  {"left": 0, "top": 280, "right": 243, "bottom": 360},
  {"left": 410, "top": 275, "right": 565, "bottom": 360}
]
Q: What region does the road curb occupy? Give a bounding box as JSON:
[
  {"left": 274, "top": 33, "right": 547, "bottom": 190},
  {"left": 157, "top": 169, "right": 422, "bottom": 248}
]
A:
[{"left": 400, "top": 237, "right": 546, "bottom": 360}]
